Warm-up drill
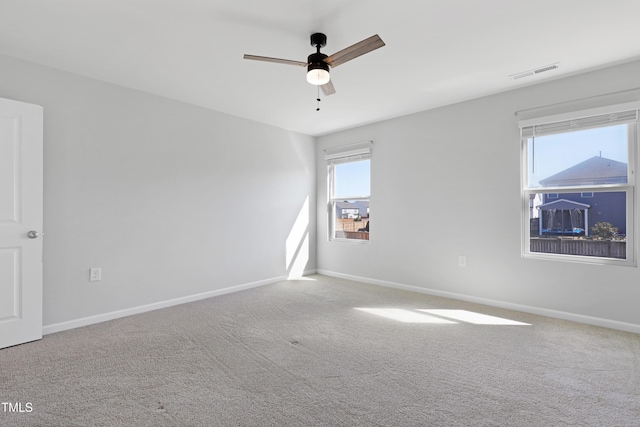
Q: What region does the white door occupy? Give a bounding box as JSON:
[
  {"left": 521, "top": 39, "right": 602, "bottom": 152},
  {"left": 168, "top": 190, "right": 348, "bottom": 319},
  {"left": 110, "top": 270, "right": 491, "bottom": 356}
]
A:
[{"left": 0, "top": 97, "right": 43, "bottom": 349}]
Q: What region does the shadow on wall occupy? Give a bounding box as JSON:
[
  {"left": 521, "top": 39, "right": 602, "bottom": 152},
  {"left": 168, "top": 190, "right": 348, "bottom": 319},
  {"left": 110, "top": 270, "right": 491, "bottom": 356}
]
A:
[{"left": 286, "top": 196, "right": 310, "bottom": 278}]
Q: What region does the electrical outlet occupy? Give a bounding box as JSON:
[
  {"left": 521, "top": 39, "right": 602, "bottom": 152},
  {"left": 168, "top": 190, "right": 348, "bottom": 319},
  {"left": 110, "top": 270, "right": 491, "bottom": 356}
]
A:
[
  {"left": 90, "top": 267, "right": 102, "bottom": 281},
  {"left": 458, "top": 256, "right": 467, "bottom": 267}
]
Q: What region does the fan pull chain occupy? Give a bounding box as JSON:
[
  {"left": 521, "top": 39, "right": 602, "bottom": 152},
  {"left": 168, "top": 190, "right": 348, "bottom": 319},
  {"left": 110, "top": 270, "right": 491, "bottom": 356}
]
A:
[{"left": 316, "top": 85, "right": 321, "bottom": 111}]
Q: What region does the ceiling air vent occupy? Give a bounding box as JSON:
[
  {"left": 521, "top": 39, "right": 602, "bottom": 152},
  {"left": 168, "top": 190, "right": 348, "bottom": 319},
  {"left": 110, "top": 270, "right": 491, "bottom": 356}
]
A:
[{"left": 510, "top": 63, "right": 560, "bottom": 80}]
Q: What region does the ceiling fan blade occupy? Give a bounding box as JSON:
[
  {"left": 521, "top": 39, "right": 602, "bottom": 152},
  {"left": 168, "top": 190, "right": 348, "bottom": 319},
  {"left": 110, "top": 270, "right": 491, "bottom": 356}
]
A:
[
  {"left": 324, "top": 35, "right": 385, "bottom": 68},
  {"left": 321, "top": 80, "right": 336, "bottom": 96},
  {"left": 243, "top": 54, "right": 308, "bottom": 67}
]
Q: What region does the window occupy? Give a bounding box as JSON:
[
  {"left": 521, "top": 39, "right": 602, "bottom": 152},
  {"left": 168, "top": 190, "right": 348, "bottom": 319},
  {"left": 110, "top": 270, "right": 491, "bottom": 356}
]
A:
[
  {"left": 326, "top": 142, "right": 371, "bottom": 241},
  {"left": 520, "top": 104, "right": 637, "bottom": 265}
]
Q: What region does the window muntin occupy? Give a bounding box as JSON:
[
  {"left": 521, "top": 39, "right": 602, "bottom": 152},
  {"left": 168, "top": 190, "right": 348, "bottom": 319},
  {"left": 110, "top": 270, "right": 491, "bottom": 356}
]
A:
[{"left": 521, "top": 107, "right": 636, "bottom": 265}]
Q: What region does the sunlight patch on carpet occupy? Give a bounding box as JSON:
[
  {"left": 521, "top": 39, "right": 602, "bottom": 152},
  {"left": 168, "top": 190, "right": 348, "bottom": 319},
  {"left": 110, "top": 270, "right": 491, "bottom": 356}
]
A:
[
  {"left": 418, "top": 309, "right": 531, "bottom": 325},
  {"left": 355, "top": 308, "right": 531, "bottom": 325},
  {"left": 354, "top": 308, "right": 457, "bottom": 323}
]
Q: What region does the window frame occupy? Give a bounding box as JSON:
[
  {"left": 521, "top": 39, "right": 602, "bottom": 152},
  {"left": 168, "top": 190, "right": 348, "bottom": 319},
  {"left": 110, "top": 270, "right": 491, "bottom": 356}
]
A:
[
  {"left": 326, "top": 142, "right": 372, "bottom": 243},
  {"left": 520, "top": 103, "right": 638, "bottom": 266}
]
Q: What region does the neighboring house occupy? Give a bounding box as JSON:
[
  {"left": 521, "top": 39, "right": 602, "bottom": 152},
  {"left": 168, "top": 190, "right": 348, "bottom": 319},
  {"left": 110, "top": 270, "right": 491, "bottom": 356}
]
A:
[
  {"left": 335, "top": 201, "right": 369, "bottom": 219},
  {"left": 335, "top": 201, "right": 361, "bottom": 219},
  {"left": 539, "top": 156, "right": 627, "bottom": 187},
  {"left": 537, "top": 156, "right": 627, "bottom": 235},
  {"left": 353, "top": 200, "right": 370, "bottom": 217}
]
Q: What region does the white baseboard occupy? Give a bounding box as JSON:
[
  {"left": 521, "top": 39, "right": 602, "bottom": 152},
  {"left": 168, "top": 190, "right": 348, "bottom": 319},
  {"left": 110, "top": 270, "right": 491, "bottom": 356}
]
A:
[
  {"left": 43, "top": 270, "right": 317, "bottom": 336},
  {"left": 317, "top": 269, "right": 640, "bottom": 335}
]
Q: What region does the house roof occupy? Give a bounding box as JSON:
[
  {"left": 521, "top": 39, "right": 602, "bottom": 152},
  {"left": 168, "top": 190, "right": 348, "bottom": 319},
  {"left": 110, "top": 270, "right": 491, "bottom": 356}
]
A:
[
  {"left": 539, "top": 156, "right": 627, "bottom": 187},
  {"left": 538, "top": 199, "right": 591, "bottom": 211},
  {"left": 336, "top": 201, "right": 359, "bottom": 209}
]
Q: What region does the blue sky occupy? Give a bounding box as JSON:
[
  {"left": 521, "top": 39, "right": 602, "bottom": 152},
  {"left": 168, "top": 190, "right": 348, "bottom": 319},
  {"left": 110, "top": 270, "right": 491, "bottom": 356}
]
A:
[
  {"left": 334, "top": 159, "right": 370, "bottom": 198},
  {"left": 527, "top": 124, "right": 628, "bottom": 188}
]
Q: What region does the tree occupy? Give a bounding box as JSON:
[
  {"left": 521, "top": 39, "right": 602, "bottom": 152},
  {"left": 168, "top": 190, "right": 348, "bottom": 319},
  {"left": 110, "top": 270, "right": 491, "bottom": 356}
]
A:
[{"left": 590, "top": 222, "right": 618, "bottom": 240}]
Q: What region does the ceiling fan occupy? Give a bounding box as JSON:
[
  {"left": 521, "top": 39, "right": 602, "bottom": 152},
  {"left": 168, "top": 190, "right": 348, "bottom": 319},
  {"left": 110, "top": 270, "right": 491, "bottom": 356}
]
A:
[{"left": 243, "top": 33, "right": 385, "bottom": 96}]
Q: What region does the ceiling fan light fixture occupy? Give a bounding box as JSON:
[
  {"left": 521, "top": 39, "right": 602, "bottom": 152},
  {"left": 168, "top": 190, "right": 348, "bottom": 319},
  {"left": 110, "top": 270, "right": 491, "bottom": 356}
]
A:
[
  {"left": 307, "top": 66, "right": 330, "bottom": 85},
  {"left": 307, "top": 52, "right": 330, "bottom": 85}
]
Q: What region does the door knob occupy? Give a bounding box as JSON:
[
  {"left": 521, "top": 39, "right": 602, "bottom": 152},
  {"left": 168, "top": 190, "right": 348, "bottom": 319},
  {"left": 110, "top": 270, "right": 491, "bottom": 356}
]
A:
[{"left": 27, "top": 230, "right": 39, "bottom": 239}]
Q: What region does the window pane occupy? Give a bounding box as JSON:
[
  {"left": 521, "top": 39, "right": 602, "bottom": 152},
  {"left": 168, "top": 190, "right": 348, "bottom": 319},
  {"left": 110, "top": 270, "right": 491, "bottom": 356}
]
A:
[
  {"left": 528, "top": 191, "right": 626, "bottom": 259},
  {"left": 334, "top": 200, "right": 369, "bottom": 240},
  {"left": 527, "top": 124, "right": 628, "bottom": 188},
  {"left": 334, "top": 159, "right": 370, "bottom": 198}
]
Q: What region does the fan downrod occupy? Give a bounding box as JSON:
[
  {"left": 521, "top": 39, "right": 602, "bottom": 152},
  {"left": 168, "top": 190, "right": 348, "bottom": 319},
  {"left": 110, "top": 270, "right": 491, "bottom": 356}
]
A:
[{"left": 307, "top": 33, "right": 329, "bottom": 76}]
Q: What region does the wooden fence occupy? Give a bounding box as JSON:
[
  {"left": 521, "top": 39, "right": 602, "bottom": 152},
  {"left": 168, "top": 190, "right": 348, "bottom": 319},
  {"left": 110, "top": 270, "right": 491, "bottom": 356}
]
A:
[
  {"left": 343, "top": 231, "right": 369, "bottom": 240},
  {"left": 336, "top": 218, "right": 369, "bottom": 233},
  {"left": 335, "top": 218, "right": 370, "bottom": 240},
  {"left": 530, "top": 237, "right": 626, "bottom": 259}
]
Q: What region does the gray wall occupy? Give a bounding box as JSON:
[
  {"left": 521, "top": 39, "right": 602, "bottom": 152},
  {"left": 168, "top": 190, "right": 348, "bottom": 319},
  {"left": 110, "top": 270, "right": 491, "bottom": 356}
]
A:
[
  {"left": 3, "top": 50, "right": 640, "bottom": 334},
  {"left": 0, "top": 54, "right": 316, "bottom": 328},
  {"left": 316, "top": 59, "right": 640, "bottom": 332}
]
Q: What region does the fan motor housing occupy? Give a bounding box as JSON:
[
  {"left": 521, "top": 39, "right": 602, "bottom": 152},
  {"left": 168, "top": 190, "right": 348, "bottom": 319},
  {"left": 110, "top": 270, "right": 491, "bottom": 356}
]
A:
[{"left": 307, "top": 52, "right": 329, "bottom": 73}]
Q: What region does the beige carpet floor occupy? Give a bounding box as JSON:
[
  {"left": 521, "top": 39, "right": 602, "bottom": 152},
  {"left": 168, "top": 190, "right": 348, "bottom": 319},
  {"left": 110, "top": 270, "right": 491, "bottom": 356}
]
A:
[{"left": 1, "top": 274, "right": 639, "bottom": 426}]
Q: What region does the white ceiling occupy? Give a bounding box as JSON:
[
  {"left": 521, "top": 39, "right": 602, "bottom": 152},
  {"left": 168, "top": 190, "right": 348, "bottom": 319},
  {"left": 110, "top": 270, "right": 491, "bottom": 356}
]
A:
[{"left": 1, "top": 0, "right": 640, "bottom": 136}]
